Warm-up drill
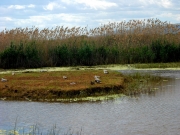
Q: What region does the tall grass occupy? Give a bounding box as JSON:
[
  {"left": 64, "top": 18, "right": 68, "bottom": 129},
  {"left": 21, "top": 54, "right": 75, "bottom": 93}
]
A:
[{"left": 0, "top": 18, "right": 180, "bottom": 68}]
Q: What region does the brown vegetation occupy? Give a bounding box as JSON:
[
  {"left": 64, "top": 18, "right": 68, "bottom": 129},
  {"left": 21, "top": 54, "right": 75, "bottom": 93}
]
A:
[
  {"left": 0, "top": 70, "right": 125, "bottom": 101},
  {"left": 0, "top": 18, "right": 179, "bottom": 49}
]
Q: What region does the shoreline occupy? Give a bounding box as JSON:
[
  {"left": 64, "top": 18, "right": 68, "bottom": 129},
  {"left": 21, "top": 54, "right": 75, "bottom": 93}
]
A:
[{"left": 1, "top": 63, "right": 180, "bottom": 74}]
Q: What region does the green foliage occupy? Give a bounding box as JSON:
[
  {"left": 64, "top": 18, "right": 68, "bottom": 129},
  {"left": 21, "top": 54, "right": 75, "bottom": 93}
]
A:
[
  {"left": 78, "top": 42, "right": 94, "bottom": 66},
  {"left": 150, "top": 39, "right": 180, "bottom": 62},
  {"left": 139, "top": 46, "right": 155, "bottom": 63},
  {"left": 0, "top": 42, "right": 19, "bottom": 68},
  {"left": 0, "top": 41, "right": 41, "bottom": 68},
  {"left": 95, "top": 46, "right": 109, "bottom": 65},
  {"left": 0, "top": 38, "right": 180, "bottom": 69},
  {"left": 109, "top": 46, "right": 120, "bottom": 64},
  {"left": 49, "top": 44, "right": 70, "bottom": 66},
  {"left": 24, "top": 41, "right": 41, "bottom": 68}
]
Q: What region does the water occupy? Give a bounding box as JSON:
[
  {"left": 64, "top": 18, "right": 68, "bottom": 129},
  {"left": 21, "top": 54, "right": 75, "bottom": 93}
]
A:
[{"left": 0, "top": 70, "right": 180, "bottom": 135}]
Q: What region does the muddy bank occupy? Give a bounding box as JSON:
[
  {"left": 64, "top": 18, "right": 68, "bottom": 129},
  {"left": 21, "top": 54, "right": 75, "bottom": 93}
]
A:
[{"left": 0, "top": 84, "right": 124, "bottom": 102}]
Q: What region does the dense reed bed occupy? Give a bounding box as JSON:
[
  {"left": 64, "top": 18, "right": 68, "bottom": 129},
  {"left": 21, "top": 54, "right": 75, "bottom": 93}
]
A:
[{"left": 0, "top": 18, "right": 180, "bottom": 69}]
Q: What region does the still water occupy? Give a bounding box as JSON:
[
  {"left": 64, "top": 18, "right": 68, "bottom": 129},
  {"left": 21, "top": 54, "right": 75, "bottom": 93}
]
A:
[{"left": 0, "top": 70, "right": 180, "bottom": 135}]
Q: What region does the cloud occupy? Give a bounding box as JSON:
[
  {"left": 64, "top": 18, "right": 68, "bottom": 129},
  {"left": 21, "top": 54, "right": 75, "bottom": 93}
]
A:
[
  {"left": 7, "top": 4, "right": 35, "bottom": 10},
  {"left": 43, "top": 2, "right": 57, "bottom": 10},
  {"left": 0, "top": 0, "right": 180, "bottom": 31},
  {"left": 0, "top": 17, "right": 13, "bottom": 30},
  {"left": 28, "top": 4, "right": 35, "bottom": 8},
  {"left": 10, "top": 13, "right": 87, "bottom": 30},
  {"left": 61, "top": 0, "right": 118, "bottom": 10},
  {"left": 75, "top": 0, "right": 118, "bottom": 10},
  {"left": 0, "top": 17, "right": 13, "bottom": 21},
  {"left": 159, "top": 13, "right": 180, "bottom": 22},
  {"left": 138, "top": 0, "right": 173, "bottom": 8},
  {"left": 161, "top": 0, "right": 173, "bottom": 8},
  {"left": 43, "top": 2, "right": 65, "bottom": 10},
  {"left": 8, "top": 5, "right": 25, "bottom": 9}
]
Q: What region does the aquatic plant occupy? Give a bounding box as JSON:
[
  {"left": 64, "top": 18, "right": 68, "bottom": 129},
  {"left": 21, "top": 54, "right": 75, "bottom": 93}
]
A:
[{"left": 123, "top": 72, "right": 163, "bottom": 95}]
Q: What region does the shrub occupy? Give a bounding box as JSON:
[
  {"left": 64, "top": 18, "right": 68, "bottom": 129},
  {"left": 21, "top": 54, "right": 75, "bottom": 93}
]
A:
[
  {"left": 78, "top": 42, "right": 94, "bottom": 66},
  {"left": 0, "top": 41, "right": 41, "bottom": 68},
  {"left": 49, "top": 44, "right": 70, "bottom": 66},
  {"left": 0, "top": 42, "right": 19, "bottom": 68}
]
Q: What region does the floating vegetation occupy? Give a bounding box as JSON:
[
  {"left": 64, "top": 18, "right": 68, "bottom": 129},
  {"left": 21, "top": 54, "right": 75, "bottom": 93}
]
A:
[{"left": 37, "top": 94, "right": 125, "bottom": 103}]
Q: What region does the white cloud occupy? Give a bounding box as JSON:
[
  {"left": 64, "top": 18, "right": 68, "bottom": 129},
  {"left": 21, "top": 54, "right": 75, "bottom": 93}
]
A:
[
  {"left": 0, "top": 17, "right": 12, "bottom": 21},
  {"left": 75, "top": 0, "right": 118, "bottom": 10},
  {"left": 30, "top": 13, "right": 85, "bottom": 23},
  {"left": 61, "top": 0, "right": 118, "bottom": 10},
  {"left": 160, "top": 13, "right": 180, "bottom": 22},
  {"left": 7, "top": 4, "right": 35, "bottom": 10},
  {"left": 28, "top": 4, "right": 35, "bottom": 8},
  {"left": 12, "top": 13, "right": 86, "bottom": 30},
  {"left": 57, "top": 13, "right": 85, "bottom": 22},
  {"left": 8, "top": 5, "right": 25, "bottom": 9},
  {"left": 43, "top": 2, "right": 57, "bottom": 10},
  {"left": 0, "top": 0, "right": 180, "bottom": 31},
  {"left": 139, "top": 0, "right": 173, "bottom": 8},
  {"left": 161, "top": 0, "right": 173, "bottom": 8},
  {"left": 43, "top": 2, "right": 65, "bottom": 10}
]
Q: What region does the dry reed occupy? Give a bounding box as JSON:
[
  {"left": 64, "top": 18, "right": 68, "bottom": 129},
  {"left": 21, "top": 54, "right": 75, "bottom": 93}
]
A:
[
  {"left": 1, "top": 18, "right": 179, "bottom": 49},
  {"left": 0, "top": 18, "right": 179, "bottom": 68}
]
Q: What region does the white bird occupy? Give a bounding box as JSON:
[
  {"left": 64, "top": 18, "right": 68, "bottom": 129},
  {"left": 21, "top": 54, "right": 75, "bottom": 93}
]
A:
[
  {"left": 103, "top": 69, "right": 109, "bottom": 74},
  {"left": 25, "top": 97, "right": 32, "bottom": 102},
  {"left": 94, "top": 75, "right": 101, "bottom": 83},
  {"left": 1, "top": 78, "right": 7, "bottom": 82},
  {"left": 1, "top": 97, "right": 6, "bottom": 100},
  {"left": 70, "top": 82, "right": 76, "bottom": 85},
  {"left": 63, "top": 76, "right": 67, "bottom": 79},
  {"left": 12, "top": 72, "right": 15, "bottom": 75}
]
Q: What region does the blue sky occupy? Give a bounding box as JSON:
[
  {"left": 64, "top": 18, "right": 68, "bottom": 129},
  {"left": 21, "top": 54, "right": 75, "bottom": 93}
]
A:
[{"left": 0, "top": 0, "right": 180, "bottom": 31}]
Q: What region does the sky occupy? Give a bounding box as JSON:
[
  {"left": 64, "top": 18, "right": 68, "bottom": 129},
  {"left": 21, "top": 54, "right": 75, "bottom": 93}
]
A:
[{"left": 0, "top": 0, "right": 180, "bottom": 31}]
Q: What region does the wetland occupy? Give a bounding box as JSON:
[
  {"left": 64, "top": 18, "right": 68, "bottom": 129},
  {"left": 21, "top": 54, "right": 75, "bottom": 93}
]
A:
[
  {"left": 0, "top": 64, "right": 170, "bottom": 102},
  {"left": 1, "top": 18, "right": 180, "bottom": 134},
  {"left": 0, "top": 66, "right": 180, "bottom": 135}
]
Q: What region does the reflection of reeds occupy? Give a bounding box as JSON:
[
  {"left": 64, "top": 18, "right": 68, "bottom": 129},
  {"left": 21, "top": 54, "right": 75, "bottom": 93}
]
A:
[{"left": 0, "top": 18, "right": 180, "bottom": 68}]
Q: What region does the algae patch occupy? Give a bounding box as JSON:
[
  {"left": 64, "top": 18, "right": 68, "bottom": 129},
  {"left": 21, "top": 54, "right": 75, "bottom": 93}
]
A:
[{"left": 44, "top": 94, "right": 125, "bottom": 102}]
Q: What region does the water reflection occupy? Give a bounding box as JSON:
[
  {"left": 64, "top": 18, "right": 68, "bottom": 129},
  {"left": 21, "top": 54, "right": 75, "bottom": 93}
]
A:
[{"left": 0, "top": 70, "right": 180, "bottom": 135}]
